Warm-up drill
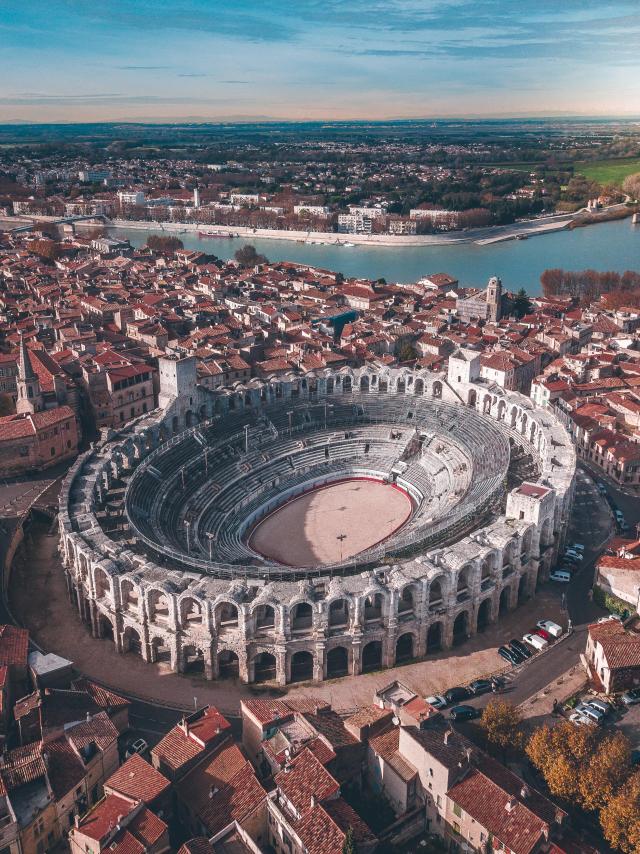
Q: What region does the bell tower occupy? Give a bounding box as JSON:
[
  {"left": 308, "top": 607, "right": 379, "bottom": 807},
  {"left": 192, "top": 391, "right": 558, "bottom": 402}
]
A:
[
  {"left": 16, "top": 336, "right": 43, "bottom": 415},
  {"left": 486, "top": 276, "right": 502, "bottom": 322}
]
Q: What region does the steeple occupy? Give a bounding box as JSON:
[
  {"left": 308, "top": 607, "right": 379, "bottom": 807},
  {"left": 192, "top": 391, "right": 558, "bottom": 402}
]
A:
[{"left": 16, "top": 335, "right": 42, "bottom": 414}]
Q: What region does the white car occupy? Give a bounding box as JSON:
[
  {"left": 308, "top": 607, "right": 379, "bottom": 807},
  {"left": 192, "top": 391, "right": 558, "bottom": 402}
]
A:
[
  {"left": 523, "top": 633, "right": 548, "bottom": 651},
  {"left": 426, "top": 695, "right": 447, "bottom": 710},
  {"left": 549, "top": 570, "right": 571, "bottom": 583},
  {"left": 536, "top": 620, "right": 563, "bottom": 638},
  {"left": 571, "top": 543, "right": 585, "bottom": 552},
  {"left": 569, "top": 711, "right": 593, "bottom": 727},
  {"left": 598, "top": 614, "right": 622, "bottom": 624},
  {"left": 564, "top": 550, "right": 583, "bottom": 562}
]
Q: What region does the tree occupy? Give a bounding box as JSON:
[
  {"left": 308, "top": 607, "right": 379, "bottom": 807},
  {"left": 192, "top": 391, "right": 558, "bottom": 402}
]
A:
[
  {"left": 622, "top": 172, "right": 640, "bottom": 202},
  {"left": 342, "top": 826, "right": 356, "bottom": 854},
  {"left": 30, "top": 238, "right": 63, "bottom": 263},
  {"left": 600, "top": 771, "right": 640, "bottom": 853},
  {"left": 578, "top": 731, "right": 631, "bottom": 812},
  {"left": 0, "top": 393, "right": 14, "bottom": 417},
  {"left": 481, "top": 700, "right": 524, "bottom": 757},
  {"left": 234, "top": 244, "right": 268, "bottom": 267},
  {"left": 526, "top": 722, "right": 596, "bottom": 802},
  {"left": 146, "top": 235, "right": 183, "bottom": 253},
  {"left": 512, "top": 288, "right": 531, "bottom": 318}
]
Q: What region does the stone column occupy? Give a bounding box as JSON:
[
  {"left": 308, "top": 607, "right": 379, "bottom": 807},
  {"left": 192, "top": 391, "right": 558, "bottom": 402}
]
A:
[
  {"left": 276, "top": 647, "right": 287, "bottom": 687},
  {"left": 314, "top": 643, "right": 326, "bottom": 682},
  {"left": 351, "top": 639, "right": 362, "bottom": 676}
]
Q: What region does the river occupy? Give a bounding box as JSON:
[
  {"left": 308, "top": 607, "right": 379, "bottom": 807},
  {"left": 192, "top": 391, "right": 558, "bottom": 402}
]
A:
[{"left": 110, "top": 217, "right": 640, "bottom": 295}]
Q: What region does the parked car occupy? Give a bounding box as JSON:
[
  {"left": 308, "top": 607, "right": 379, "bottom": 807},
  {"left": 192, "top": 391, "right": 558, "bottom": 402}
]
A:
[
  {"left": 498, "top": 646, "right": 519, "bottom": 665},
  {"left": 586, "top": 698, "right": 611, "bottom": 717},
  {"left": 621, "top": 687, "right": 640, "bottom": 706},
  {"left": 571, "top": 543, "right": 585, "bottom": 552},
  {"left": 510, "top": 639, "right": 532, "bottom": 659},
  {"left": 125, "top": 737, "right": 148, "bottom": 759},
  {"left": 598, "top": 614, "right": 622, "bottom": 624},
  {"left": 535, "top": 627, "right": 553, "bottom": 642},
  {"left": 507, "top": 642, "right": 528, "bottom": 663},
  {"left": 569, "top": 711, "right": 593, "bottom": 727},
  {"left": 549, "top": 570, "right": 571, "bottom": 583},
  {"left": 426, "top": 695, "right": 447, "bottom": 709},
  {"left": 445, "top": 686, "right": 472, "bottom": 704},
  {"left": 450, "top": 705, "right": 480, "bottom": 721},
  {"left": 469, "top": 679, "right": 493, "bottom": 696},
  {"left": 575, "top": 703, "right": 604, "bottom": 725},
  {"left": 564, "top": 549, "right": 583, "bottom": 562},
  {"left": 597, "top": 482, "right": 607, "bottom": 495},
  {"left": 536, "top": 620, "right": 563, "bottom": 638},
  {"left": 523, "top": 633, "right": 548, "bottom": 651}
]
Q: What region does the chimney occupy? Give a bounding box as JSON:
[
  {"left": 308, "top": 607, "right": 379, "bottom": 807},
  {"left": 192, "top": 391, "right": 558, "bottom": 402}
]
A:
[
  {"left": 74, "top": 813, "right": 81, "bottom": 829},
  {"left": 505, "top": 797, "right": 517, "bottom": 812},
  {"left": 310, "top": 795, "right": 317, "bottom": 809},
  {"left": 443, "top": 729, "right": 452, "bottom": 745},
  {"left": 86, "top": 711, "right": 92, "bottom": 723}
]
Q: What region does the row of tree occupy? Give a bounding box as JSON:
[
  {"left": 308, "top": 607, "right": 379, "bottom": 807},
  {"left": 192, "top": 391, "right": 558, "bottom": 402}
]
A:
[
  {"left": 540, "top": 268, "right": 640, "bottom": 304},
  {"left": 479, "top": 701, "right": 639, "bottom": 852}
]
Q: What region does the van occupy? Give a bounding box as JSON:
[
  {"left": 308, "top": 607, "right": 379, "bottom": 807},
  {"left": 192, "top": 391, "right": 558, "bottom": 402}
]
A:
[
  {"left": 576, "top": 703, "right": 604, "bottom": 725},
  {"left": 586, "top": 698, "right": 610, "bottom": 717},
  {"left": 549, "top": 570, "right": 571, "bottom": 583}
]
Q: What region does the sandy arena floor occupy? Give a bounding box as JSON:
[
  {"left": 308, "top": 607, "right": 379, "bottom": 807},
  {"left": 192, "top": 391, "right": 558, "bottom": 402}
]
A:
[{"left": 248, "top": 478, "right": 412, "bottom": 566}]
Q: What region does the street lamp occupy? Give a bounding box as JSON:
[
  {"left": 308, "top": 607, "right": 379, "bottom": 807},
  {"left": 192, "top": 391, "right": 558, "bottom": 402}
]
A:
[
  {"left": 205, "top": 532, "right": 215, "bottom": 561},
  {"left": 184, "top": 519, "right": 191, "bottom": 554}
]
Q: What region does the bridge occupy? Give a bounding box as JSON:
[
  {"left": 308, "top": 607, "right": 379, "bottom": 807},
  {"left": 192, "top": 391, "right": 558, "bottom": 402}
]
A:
[{"left": 9, "top": 214, "right": 109, "bottom": 235}]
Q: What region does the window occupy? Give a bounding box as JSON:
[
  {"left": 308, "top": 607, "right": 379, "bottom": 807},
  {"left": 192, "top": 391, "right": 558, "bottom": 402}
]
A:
[
  {"left": 51, "top": 447, "right": 55, "bottom": 456},
  {"left": 453, "top": 822, "right": 460, "bottom": 834},
  {"left": 436, "top": 795, "right": 442, "bottom": 807},
  {"left": 453, "top": 803, "right": 462, "bottom": 818}
]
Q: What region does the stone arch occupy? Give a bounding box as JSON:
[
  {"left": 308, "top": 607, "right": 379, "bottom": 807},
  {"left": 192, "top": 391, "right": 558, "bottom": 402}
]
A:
[
  {"left": 483, "top": 394, "right": 492, "bottom": 415},
  {"left": 180, "top": 596, "right": 203, "bottom": 627},
  {"left": 150, "top": 636, "right": 171, "bottom": 664},
  {"left": 182, "top": 644, "right": 204, "bottom": 674},
  {"left": 217, "top": 648, "right": 239, "bottom": 679},
  {"left": 518, "top": 573, "right": 528, "bottom": 604},
  {"left": 397, "top": 585, "right": 415, "bottom": 618},
  {"left": 123, "top": 626, "right": 142, "bottom": 655},
  {"left": 510, "top": 407, "right": 518, "bottom": 428},
  {"left": 326, "top": 646, "right": 349, "bottom": 678},
  {"left": 476, "top": 598, "right": 492, "bottom": 631},
  {"left": 395, "top": 632, "right": 415, "bottom": 664},
  {"left": 343, "top": 375, "right": 352, "bottom": 392},
  {"left": 529, "top": 421, "right": 537, "bottom": 444},
  {"left": 328, "top": 598, "right": 350, "bottom": 629},
  {"left": 94, "top": 566, "right": 110, "bottom": 600},
  {"left": 254, "top": 604, "right": 275, "bottom": 632},
  {"left": 290, "top": 601, "right": 313, "bottom": 632},
  {"left": 453, "top": 610, "right": 470, "bottom": 645},
  {"left": 414, "top": 378, "right": 424, "bottom": 395},
  {"left": 429, "top": 577, "right": 445, "bottom": 606},
  {"left": 172, "top": 415, "right": 179, "bottom": 434},
  {"left": 290, "top": 650, "right": 314, "bottom": 683},
  {"left": 499, "top": 586, "right": 511, "bottom": 616},
  {"left": 252, "top": 651, "right": 276, "bottom": 683},
  {"left": 432, "top": 381, "right": 443, "bottom": 399},
  {"left": 360, "top": 375, "right": 370, "bottom": 392},
  {"left": 497, "top": 399, "right": 507, "bottom": 422},
  {"left": 98, "top": 613, "right": 114, "bottom": 641},
  {"left": 468, "top": 389, "right": 477, "bottom": 407},
  {"left": 540, "top": 516, "right": 553, "bottom": 547},
  {"left": 457, "top": 565, "right": 472, "bottom": 593},
  {"left": 397, "top": 378, "right": 406, "bottom": 394},
  {"left": 120, "top": 579, "right": 139, "bottom": 613},
  {"left": 427, "top": 621, "right": 443, "bottom": 651},
  {"left": 362, "top": 640, "right": 382, "bottom": 673},
  {"left": 364, "top": 592, "right": 384, "bottom": 622},
  {"left": 215, "top": 601, "right": 239, "bottom": 631},
  {"left": 520, "top": 412, "right": 528, "bottom": 436},
  {"left": 148, "top": 589, "right": 170, "bottom": 625}
]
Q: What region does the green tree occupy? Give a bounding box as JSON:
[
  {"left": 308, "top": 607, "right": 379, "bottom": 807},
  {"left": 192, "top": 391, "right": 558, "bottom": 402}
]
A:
[
  {"left": 0, "top": 393, "right": 14, "bottom": 417},
  {"left": 146, "top": 235, "right": 184, "bottom": 253},
  {"left": 342, "top": 826, "right": 356, "bottom": 854},
  {"left": 234, "top": 244, "right": 268, "bottom": 267},
  {"left": 622, "top": 172, "right": 640, "bottom": 202},
  {"left": 512, "top": 288, "right": 531, "bottom": 318}
]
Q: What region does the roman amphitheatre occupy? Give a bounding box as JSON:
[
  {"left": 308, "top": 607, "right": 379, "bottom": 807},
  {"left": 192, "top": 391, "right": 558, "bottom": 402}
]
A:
[{"left": 58, "top": 351, "right": 575, "bottom": 686}]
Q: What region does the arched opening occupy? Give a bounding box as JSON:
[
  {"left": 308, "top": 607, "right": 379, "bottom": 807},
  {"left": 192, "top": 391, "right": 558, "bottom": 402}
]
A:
[
  {"left": 185, "top": 410, "right": 194, "bottom": 429},
  {"left": 499, "top": 587, "right": 511, "bottom": 616},
  {"left": 343, "top": 376, "right": 352, "bottom": 392},
  {"left": 98, "top": 615, "right": 114, "bottom": 641},
  {"left": 432, "top": 381, "right": 442, "bottom": 399},
  {"left": 253, "top": 652, "right": 276, "bottom": 683},
  {"left": 453, "top": 611, "right": 469, "bottom": 645},
  {"left": 378, "top": 379, "right": 388, "bottom": 393},
  {"left": 94, "top": 569, "right": 110, "bottom": 601},
  {"left": 518, "top": 574, "right": 528, "bottom": 604},
  {"left": 328, "top": 599, "right": 349, "bottom": 629},
  {"left": 326, "top": 646, "right": 348, "bottom": 679},
  {"left": 414, "top": 378, "right": 424, "bottom": 395},
  {"left": 291, "top": 602, "right": 312, "bottom": 632},
  {"left": 123, "top": 627, "right": 142, "bottom": 655},
  {"left": 457, "top": 566, "right": 471, "bottom": 601},
  {"left": 148, "top": 590, "right": 170, "bottom": 625},
  {"left": 290, "top": 650, "right": 314, "bottom": 683},
  {"left": 429, "top": 579, "right": 444, "bottom": 608},
  {"left": 151, "top": 637, "right": 171, "bottom": 664},
  {"left": 395, "top": 633, "right": 414, "bottom": 664},
  {"left": 172, "top": 415, "right": 179, "bottom": 434},
  {"left": 362, "top": 641, "right": 382, "bottom": 673},
  {"left": 360, "top": 375, "right": 370, "bottom": 392},
  {"left": 121, "top": 580, "right": 139, "bottom": 613},
  {"left": 510, "top": 407, "right": 518, "bottom": 428},
  {"left": 398, "top": 586, "right": 414, "bottom": 619},
  {"left": 427, "top": 622, "right": 443, "bottom": 652},
  {"left": 476, "top": 598, "right": 491, "bottom": 632},
  {"left": 397, "top": 379, "right": 406, "bottom": 394},
  {"left": 254, "top": 604, "right": 275, "bottom": 632},
  {"left": 468, "top": 389, "right": 477, "bottom": 407},
  {"left": 215, "top": 602, "right": 239, "bottom": 632},
  {"left": 182, "top": 645, "right": 204, "bottom": 674},
  {"left": 326, "top": 378, "right": 334, "bottom": 394},
  {"left": 217, "top": 649, "right": 239, "bottom": 679},
  {"left": 497, "top": 399, "right": 506, "bottom": 422},
  {"left": 483, "top": 395, "right": 492, "bottom": 415},
  {"left": 180, "top": 597, "right": 202, "bottom": 626},
  {"left": 364, "top": 593, "right": 383, "bottom": 622}
]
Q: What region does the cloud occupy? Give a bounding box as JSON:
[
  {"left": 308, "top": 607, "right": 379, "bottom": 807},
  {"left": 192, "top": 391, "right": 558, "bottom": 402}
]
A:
[{"left": 0, "top": 93, "right": 244, "bottom": 106}]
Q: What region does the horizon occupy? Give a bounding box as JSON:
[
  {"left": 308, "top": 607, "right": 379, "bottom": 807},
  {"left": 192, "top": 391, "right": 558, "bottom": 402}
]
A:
[{"left": 2, "top": 0, "right": 640, "bottom": 123}]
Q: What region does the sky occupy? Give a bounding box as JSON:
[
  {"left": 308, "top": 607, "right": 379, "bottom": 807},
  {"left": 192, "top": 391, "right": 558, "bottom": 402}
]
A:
[{"left": 1, "top": 0, "right": 639, "bottom": 123}]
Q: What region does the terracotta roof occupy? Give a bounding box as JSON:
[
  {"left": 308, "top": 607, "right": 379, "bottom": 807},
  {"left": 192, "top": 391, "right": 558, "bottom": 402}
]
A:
[
  {"left": 0, "top": 742, "right": 46, "bottom": 790},
  {"left": 177, "top": 741, "right": 249, "bottom": 816},
  {"left": 275, "top": 748, "right": 339, "bottom": 815},
  {"left": 0, "top": 624, "right": 29, "bottom": 668},
  {"left": 178, "top": 839, "right": 215, "bottom": 854},
  {"left": 198, "top": 762, "right": 266, "bottom": 836},
  {"left": 152, "top": 706, "right": 231, "bottom": 773},
  {"left": 370, "top": 726, "right": 418, "bottom": 782},
  {"left": 106, "top": 754, "right": 170, "bottom": 805}
]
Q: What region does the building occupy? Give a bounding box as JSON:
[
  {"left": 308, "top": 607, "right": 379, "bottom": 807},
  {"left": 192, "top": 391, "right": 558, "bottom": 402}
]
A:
[
  {"left": 585, "top": 618, "right": 640, "bottom": 694},
  {"left": 457, "top": 277, "right": 504, "bottom": 324},
  {"left": 68, "top": 794, "right": 170, "bottom": 854}
]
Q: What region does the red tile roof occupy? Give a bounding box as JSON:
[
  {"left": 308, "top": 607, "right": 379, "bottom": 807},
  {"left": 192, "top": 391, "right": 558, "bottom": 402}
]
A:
[
  {"left": 275, "top": 748, "right": 339, "bottom": 815},
  {"left": 0, "top": 625, "right": 29, "bottom": 668},
  {"left": 198, "top": 762, "right": 266, "bottom": 836},
  {"left": 105, "top": 754, "right": 170, "bottom": 805}
]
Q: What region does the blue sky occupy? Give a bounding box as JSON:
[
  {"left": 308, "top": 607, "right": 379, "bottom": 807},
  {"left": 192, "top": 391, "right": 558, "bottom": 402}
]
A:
[{"left": 1, "top": 0, "right": 639, "bottom": 122}]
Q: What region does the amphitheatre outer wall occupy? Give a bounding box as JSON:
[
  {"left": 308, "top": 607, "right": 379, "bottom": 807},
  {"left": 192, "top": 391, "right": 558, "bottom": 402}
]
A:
[{"left": 58, "top": 353, "right": 575, "bottom": 687}]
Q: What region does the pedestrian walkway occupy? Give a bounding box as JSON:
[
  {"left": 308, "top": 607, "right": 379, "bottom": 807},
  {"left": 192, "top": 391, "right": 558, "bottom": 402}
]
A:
[{"left": 11, "top": 519, "right": 565, "bottom": 715}]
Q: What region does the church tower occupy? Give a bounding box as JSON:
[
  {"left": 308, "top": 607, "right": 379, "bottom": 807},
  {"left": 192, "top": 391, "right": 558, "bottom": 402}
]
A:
[
  {"left": 16, "top": 336, "right": 43, "bottom": 415},
  {"left": 486, "top": 276, "right": 502, "bottom": 323}
]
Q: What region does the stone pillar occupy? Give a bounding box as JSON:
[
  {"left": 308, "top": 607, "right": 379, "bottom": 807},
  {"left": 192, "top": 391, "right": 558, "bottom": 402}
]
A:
[
  {"left": 351, "top": 639, "right": 362, "bottom": 675},
  {"left": 442, "top": 619, "right": 454, "bottom": 650},
  {"left": 314, "top": 643, "right": 325, "bottom": 682},
  {"left": 204, "top": 644, "right": 214, "bottom": 681},
  {"left": 276, "top": 647, "right": 287, "bottom": 687},
  {"left": 89, "top": 601, "right": 99, "bottom": 638}
]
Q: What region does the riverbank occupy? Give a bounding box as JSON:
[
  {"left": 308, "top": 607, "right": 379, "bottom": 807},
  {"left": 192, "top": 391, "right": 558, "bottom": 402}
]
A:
[{"left": 108, "top": 211, "right": 580, "bottom": 247}]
